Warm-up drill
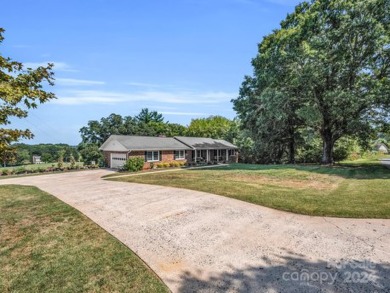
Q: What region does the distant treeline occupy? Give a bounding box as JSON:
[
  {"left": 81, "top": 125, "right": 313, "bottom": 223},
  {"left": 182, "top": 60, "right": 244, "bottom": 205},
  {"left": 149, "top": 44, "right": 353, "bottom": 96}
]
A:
[{"left": 12, "top": 143, "right": 80, "bottom": 165}]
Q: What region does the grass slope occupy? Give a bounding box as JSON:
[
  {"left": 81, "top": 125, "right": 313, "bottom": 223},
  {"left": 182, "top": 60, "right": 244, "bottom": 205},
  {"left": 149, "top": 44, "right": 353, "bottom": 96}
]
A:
[
  {"left": 0, "top": 185, "right": 168, "bottom": 293},
  {"left": 111, "top": 162, "right": 390, "bottom": 218}
]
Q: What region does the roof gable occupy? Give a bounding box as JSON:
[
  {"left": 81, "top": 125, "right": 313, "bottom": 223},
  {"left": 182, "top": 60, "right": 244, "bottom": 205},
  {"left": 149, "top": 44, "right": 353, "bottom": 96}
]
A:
[{"left": 99, "top": 138, "right": 128, "bottom": 152}]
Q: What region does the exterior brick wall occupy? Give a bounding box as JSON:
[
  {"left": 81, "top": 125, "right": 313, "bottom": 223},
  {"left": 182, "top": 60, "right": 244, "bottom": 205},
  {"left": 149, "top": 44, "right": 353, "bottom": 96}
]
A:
[
  {"left": 161, "top": 150, "right": 174, "bottom": 162},
  {"left": 127, "top": 150, "right": 187, "bottom": 170}
]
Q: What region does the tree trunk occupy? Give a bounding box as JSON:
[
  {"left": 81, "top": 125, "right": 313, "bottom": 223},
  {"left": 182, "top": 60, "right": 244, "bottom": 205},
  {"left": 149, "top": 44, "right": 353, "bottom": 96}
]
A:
[
  {"left": 287, "top": 123, "right": 296, "bottom": 164},
  {"left": 288, "top": 140, "right": 295, "bottom": 164},
  {"left": 321, "top": 133, "right": 334, "bottom": 165}
]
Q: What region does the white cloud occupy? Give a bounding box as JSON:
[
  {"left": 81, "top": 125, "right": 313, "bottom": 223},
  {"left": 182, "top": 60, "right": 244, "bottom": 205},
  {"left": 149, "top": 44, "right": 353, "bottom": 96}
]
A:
[
  {"left": 53, "top": 89, "right": 235, "bottom": 105},
  {"left": 24, "top": 61, "right": 78, "bottom": 72},
  {"left": 56, "top": 78, "right": 105, "bottom": 86},
  {"left": 160, "top": 111, "right": 209, "bottom": 116},
  {"left": 53, "top": 96, "right": 123, "bottom": 105}
]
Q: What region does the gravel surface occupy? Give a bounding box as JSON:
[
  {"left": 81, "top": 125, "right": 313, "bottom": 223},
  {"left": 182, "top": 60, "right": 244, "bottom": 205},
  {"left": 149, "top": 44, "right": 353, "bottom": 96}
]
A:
[{"left": 1, "top": 170, "right": 389, "bottom": 292}]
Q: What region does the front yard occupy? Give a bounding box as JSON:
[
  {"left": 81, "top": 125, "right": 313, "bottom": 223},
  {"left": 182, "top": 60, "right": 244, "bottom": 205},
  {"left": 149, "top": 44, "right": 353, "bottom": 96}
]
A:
[
  {"left": 0, "top": 185, "right": 168, "bottom": 292},
  {"left": 111, "top": 161, "right": 390, "bottom": 218}
]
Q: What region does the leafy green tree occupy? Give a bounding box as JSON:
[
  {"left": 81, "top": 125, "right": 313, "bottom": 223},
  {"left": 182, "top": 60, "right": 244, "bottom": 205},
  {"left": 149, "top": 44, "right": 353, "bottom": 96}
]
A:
[
  {"left": 78, "top": 143, "right": 103, "bottom": 165},
  {"left": 136, "top": 108, "right": 164, "bottom": 124},
  {"left": 41, "top": 152, "right": 53, "bottom": 163},
  {"left": 80, "top": 114, "right": 127, "bottom": 145},
  {"left": 0, "top": 28, "right": 56, "bottom": 166},
  {"left": 233, "top": 0, "right": 390, "bottom": 164},
  {"left": 79, "top": 109, "right": 187, "bottom": 145},
  {"left": 57, "top": 153, "right": 64, "bottom": 169},
  {"left": 165, "top": 123, "right": 187, "bottom": 137},
  {"left": 69, "top": 154, "right": 76, "bottom": 169},
  {"left": 16, "top": 149, "right": 30, "bottom": 165},
  {"left": 186, "top": 116, "right": 234, "bottom": 140},
  {"left": 222, "top": 118, "right": 255, "bottom": 163},
  {"left": 0, "top": 145, "right": 16, "bottom": 167}
]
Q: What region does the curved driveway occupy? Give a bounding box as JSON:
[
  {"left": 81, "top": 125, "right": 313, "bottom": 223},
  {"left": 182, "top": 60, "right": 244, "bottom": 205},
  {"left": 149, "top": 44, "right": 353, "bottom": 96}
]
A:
[{"left": 1, "top": 170, "right": 389, "bottom": 292}]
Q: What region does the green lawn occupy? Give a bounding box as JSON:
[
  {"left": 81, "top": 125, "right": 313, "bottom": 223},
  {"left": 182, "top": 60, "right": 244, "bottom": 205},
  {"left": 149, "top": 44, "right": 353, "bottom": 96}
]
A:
[
  {"left": 0, "top": 185, "right": 168, "bottom": 293},
  {"left": 111, "top": 161, "right": 390, "bottom": 218}
]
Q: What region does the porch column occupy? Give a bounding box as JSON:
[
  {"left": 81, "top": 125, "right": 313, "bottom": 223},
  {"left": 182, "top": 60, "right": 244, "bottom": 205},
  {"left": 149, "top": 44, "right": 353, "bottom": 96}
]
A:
[
  {"left": 226, "top": 149, "right": 229, "bottom": 162},
  {"left": 194, "top": 149, "right": 197, "bottom": 162},
  {"left": 206, "top": 150, "right": 209, "bottom": 162}
]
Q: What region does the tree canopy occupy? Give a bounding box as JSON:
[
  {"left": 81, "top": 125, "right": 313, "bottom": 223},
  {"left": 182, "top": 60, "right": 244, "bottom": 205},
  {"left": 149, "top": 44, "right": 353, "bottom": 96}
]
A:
[
  {"left": 186, "top": 116, "right": 234, "bottom": 139},
  {"left": 233, "top": 0, "right": 390, "bottom": 164},
  {"left": 0, "top": 28, "right": 56, "bottom": 166},
  {"left": 79, "top": 108, "right": 187, "bottom": 146},
  {"left": 135, "top": 108, "right": 164, "bottom": 124}
]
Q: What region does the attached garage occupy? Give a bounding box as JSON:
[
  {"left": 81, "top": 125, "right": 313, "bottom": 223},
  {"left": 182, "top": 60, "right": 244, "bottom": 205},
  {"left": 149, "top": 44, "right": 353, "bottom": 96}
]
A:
[{"left": 110, "top": 153, "right": 127, "bottom": 169}]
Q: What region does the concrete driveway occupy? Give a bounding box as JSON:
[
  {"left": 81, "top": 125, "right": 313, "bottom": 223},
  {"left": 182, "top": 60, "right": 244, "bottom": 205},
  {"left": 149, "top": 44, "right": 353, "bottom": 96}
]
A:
[{"left": 1, "top": 170, "right": 389, "bottom": 292}]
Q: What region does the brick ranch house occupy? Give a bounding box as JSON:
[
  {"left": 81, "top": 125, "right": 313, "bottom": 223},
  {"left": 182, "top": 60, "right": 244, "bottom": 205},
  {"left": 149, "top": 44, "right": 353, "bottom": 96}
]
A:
[{"left": 99, "top": 135, "right": 238, "bottom": 169}]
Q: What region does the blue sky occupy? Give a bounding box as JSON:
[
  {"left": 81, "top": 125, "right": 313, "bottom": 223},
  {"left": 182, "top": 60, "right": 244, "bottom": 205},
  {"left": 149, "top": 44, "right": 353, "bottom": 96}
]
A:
[{"left": 2, "top": 0, "right": 301, "bottom": 145}]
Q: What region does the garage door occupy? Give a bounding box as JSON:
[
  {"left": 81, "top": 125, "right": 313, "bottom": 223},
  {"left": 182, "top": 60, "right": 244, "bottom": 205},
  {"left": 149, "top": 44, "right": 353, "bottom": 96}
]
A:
[{"left": 110, "top": 153, "right": 127, "bottom": 169}]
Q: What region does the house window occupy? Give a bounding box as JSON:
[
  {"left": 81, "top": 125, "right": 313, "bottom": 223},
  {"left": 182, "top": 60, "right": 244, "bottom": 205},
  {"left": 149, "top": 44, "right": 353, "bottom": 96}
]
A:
[
  {"left": 174, "top": 150, "right": 185, "bottom": 160},
  {"left": 146, "top": 151, "right": 160, "bottom": 162}
]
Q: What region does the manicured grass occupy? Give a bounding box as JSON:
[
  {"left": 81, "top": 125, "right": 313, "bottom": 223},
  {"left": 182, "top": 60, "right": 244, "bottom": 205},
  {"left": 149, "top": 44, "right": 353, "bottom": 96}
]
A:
[
  {"left": 102, "top": 167, "right": 185, "bottom": 178},
  {"left": 111, "top": 162, "right": 390, "bottom": 218},
  {"left": 0, "top": 185, "right": 169, "bottom": 293}
]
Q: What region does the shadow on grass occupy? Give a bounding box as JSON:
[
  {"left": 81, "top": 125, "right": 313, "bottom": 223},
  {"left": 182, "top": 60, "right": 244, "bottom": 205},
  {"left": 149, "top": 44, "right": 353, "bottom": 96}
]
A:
[
  {"left": 193, "top": 162, "right": 390, "bottom": 180},
  {"left": 174, "top": 254, "right": 390, "bottom": 293}
]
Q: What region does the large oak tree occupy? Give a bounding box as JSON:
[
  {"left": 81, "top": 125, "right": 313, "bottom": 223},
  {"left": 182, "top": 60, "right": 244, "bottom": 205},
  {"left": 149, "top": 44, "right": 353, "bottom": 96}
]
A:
[
  {"left": 233, "top": 0, "right": 390, "bottom": 164},
  {"left": 0, "top": 28, "right": 56, "bottom": 166}
]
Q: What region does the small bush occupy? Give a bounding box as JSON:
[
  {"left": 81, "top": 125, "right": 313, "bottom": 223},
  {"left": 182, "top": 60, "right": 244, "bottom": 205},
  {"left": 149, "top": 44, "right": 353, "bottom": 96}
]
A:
[
  {"left": 57, "top": 156, "right": 64, "bottom": 169},
  {"left": 2, "top": 169, "right": 10, "bottom": 176},
  {"left": 14, "top": 167, "right": 26, "bottom": 175},
  {"left": 123, "top": 157, "right": 144, "bottom": 172},
  {"left": 162, "top": 162, "right": 170, "bottom": 168},
  {"left": 69, "top": 154, "right": 76, "bottom": 169},
  {"left": 169, "top": 161, "right": 181, "bottom": 168},
  {"left": 156, "top": 163, "right": 164, "bottom": 169},
  {"left": 37, "top": 167, "right": 46, "bottom": 173}
]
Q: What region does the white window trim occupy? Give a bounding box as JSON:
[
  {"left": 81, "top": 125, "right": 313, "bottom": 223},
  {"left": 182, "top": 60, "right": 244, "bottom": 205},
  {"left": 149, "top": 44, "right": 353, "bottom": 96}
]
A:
[
  {"left": 146, "top": 151, "right": 160, "bottom": 162},
  {"left": 174, "top": 150, "right": 186, "bottom": 160}
]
